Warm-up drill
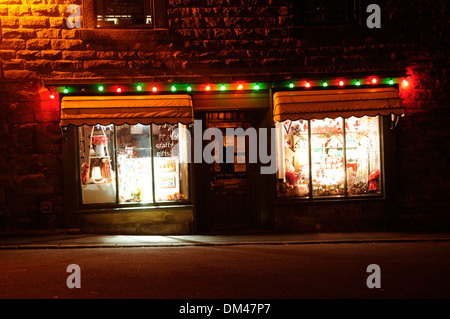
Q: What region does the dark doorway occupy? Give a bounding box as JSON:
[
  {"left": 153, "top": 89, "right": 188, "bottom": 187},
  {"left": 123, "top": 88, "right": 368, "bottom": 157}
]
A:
[
  {"left": 207, "top": 112, "right": 254, "bottom": 230},
  {"left": 194, "top": 111, "right": 260, "bottom": 231},
  {"left": 194, "top": 108, "right": 273, "bottom": 233},
  {"left": 208, "top": 126, "right": 251, "bottom": 229}
]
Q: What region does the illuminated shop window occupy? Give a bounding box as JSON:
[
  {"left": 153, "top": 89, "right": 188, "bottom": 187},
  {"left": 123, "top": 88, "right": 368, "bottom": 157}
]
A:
[
  {"left": 116, "top": 124, "right": 153, "bottom": 203},
  {"left": 79, "top": 125, "right": 116, "bottom": 204},
  {"left": 79, "top": 123, "right": 189, "bottom": 205},
  {"left": 276, "top": 116, "right": 382, "bottom": 198},
  {"left": 152, "top": 124, "right": 189, "bottom": 202}
]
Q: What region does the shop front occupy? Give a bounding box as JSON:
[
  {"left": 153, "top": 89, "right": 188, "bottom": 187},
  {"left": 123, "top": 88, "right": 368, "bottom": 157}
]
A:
[
  {"left": 61, "top": 94, "right": 195, "bottom": 234},
  {"left": 272, "top": 87, "right": 404, "bottom": 232},
  {"left": 59, "top": 82, "right": 404, "bottom": 235}
]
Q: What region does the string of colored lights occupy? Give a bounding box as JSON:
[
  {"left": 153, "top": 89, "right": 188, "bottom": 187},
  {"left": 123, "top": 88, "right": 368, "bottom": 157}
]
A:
[{"left": 49, "top": 77, "right": 410, "bottom": 97}]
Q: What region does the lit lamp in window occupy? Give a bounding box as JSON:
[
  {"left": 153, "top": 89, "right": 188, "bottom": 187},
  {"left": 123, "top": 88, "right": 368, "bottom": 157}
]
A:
[{"left": 91, "top": 166, "right": 102, "bottom": 182}]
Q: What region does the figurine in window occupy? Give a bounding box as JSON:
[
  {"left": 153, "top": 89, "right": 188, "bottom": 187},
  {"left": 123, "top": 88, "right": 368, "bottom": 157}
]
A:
[
  {"left": 284, "top": 138, "right": 295, "bottom": 173},
  {"left": 369, "top": 169, "right": 380, "bottom": 192}
]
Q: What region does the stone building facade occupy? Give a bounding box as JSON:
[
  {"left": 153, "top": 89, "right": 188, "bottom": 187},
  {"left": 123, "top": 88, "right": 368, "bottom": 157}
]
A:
[{"left": 0, "top": 0, "right": 448, "bottom": 233}]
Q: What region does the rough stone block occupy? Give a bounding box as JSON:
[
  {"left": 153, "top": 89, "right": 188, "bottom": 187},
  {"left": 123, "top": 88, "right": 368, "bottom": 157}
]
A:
[
  {"left": 49, "top": 17, "right": 65, "bottom": 28},
  {"left": 0, "top": 50, "right": 16, "bottom": 60},
  {"left": 51, "top": 60, "right": 82, "bottom": 71},
  {"left": 35, "top": 111, "right": 59, "bottom": 122},
  {"left": 8, "top": 5, "right": 32, "bottom": 16},
  {"left": 61, "top": 29, "right": 79, "bottom": 39},
  {"left": 1, "top": 17, "right": 19, "bottom": 28},
  {"left": 51, "top": 39, "right": 85, "bottom": 50},
  {"left": 2, "top": 59, "right": 24, "bottom": 70},
  {"left": 26, "top": 38, "right": 52, "bottom": 50},
  {"left": 0, "top": 4, "right": 7, "bottom": 15},
  {"left": 0, "top": 0, "right": 21, "bottom": 4},
  {"left": 40, "top": 50, "right": 62, "bottom": 59},
  {"left": 96, "top": 51, "right": 116, "bottom": 59},
  {"left": 84, "top": 59, "right": 129, "bottom": 70},
  {"left": 36, "top": 28, "right": 61, "bottom": 39},
  {"left": 62, "top": 50, "right": 95, "bottom": 60},
  {"left": 2, "top": 28, "right": 36, "bottom": 40},
  {"left": 20, "top": 17, "right": 49, "bottom": 28},
  {"left": 47, "top": 71, "right": 73, "bottom": 78},
  {"left": 31, "top": 4, "right": 59, "bottom": 16},
  {"left": 16, "top": 50, "right": 40, "bottom": 59},
  {"left": 24, "top": 60, "right": 52, "bottom": 72}
]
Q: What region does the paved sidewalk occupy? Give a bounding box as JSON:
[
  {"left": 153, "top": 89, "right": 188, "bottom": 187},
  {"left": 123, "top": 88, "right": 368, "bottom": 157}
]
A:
[{"left": 1, "top": 230, "right": 450, "bottom": 249}]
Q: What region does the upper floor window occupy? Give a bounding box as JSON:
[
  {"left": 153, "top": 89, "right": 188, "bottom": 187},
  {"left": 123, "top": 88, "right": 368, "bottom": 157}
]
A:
[
  {"left": 95, "top": 0, "right": 153, "bottom": 28},
  {"left": 94, "top": 0, "right": 169, "bottom": 28},
  {"left": 294, "top": 0, "right": 359, "bottom": 26}
]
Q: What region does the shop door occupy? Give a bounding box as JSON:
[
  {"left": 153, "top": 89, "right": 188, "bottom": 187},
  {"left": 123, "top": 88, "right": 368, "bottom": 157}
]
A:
[{"left": 207, "top": 123, "right": 254, "bottom": 230}]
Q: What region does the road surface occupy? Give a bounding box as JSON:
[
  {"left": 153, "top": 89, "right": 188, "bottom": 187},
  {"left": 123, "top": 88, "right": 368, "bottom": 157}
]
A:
[{"left": 1, "top": 241, "right": 449, "bottom": 299}]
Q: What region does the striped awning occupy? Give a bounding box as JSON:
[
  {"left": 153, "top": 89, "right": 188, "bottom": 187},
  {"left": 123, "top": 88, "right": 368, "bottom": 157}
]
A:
[
  {"left": 273, "top": 87, "right": 403, "bottom": 122},
  {"left": 60, "top": 95, "right": 194, "bottom": 126}
]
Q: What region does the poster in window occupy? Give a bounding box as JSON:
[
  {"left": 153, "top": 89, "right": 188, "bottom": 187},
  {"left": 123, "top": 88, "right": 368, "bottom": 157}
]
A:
[{"left": 154, "top": 156, "right": 180, "bottom": 201}]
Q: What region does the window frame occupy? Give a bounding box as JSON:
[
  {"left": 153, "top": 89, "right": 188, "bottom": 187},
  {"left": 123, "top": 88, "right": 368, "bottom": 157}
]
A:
[
  {"left": 276, "top": 115, "right": 385, "bottom": 201},
  {"left": 81, "top": 0, "right": 168, "bottom": 30},
  {"left": 93, "top": 0, "right": 154, "bottom": 29},
  {"left": 76, "top": 123, "right": 192, "bottom": 209}
]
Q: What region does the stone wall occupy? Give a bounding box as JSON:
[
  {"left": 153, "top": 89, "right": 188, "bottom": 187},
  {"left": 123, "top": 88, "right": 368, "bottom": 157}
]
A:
[
  {"left": 0, "top": 0, "right": 448, "bottom": 231},
  {"left": 1, "top": 0, "right": 446, "bottom": 81},
  {"left": 0, "top": 81, "right": 63, "bottom": 230},
  {"left": 395, "top": 62, "right": 450, "bottom": 230}
]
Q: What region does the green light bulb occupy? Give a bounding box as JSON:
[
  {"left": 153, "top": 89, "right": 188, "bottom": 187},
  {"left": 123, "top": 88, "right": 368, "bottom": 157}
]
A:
[
  {"left": 63, "top": 87, "right": 68, "bottom": 94},
  {"left": 171, "top": 85, "right": 176, "bottom": 92},
  {"left": 254, "top": 83, "right": 260, "bottom": 90},
  {"left": 187, "top": 85, "right": 192, "bottom": 91},
  {"left": 289, "top": 82, "right": 294, "bottom": 88},
  {"left": 137, "top": 85, "right": 142, "bottom": 91},
  {"left": 323, "top": 82, "right": 328, "bottom": 87},
  {"left": 355, "top": 80, "right": 361, "bottom": 86},
  {"left": 220, "top": 84, "right": 226, "bottom": 91},
  {"left": 98, "top": 85, "right": 104, "bottom": 92},
  {"left": 389, "top": 79, "right": 394, "bottom": 85}
]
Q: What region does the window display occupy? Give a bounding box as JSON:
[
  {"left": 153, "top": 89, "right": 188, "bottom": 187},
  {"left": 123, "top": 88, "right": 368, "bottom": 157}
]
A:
[
  {"left": 311, "top": 117, "right": 345, "bottom": 197},
  {"left": 152, "top": 124, "right": 189, "bottom": 202},
  {"left": 116, "top": 124, "right": 153, "bottom": 203},
  {"left": 79, "top": 125, "right": 116, "bottom": 204},
  {"left": 79, "top": 123, "right": 190, "bottom": 206},
  {"left": 345, "top": 116, "right": 382, "bottom": 196},
  {"left": 276, "top": 119, "right": 310, "bottom": 197},
  {"left": 276, "top": 116, "right": 382, "bottom": 199}
]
